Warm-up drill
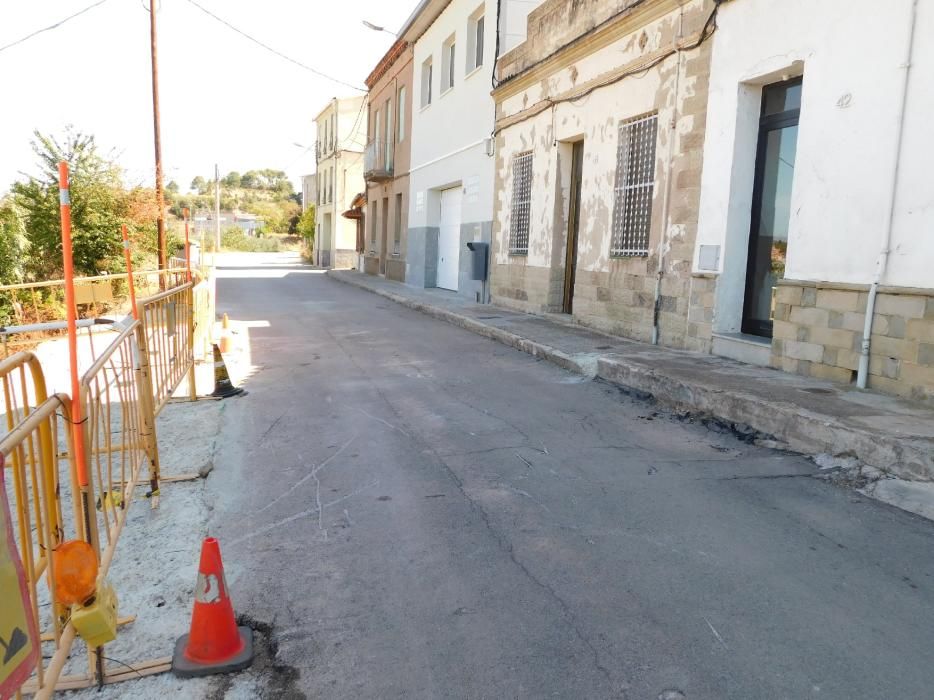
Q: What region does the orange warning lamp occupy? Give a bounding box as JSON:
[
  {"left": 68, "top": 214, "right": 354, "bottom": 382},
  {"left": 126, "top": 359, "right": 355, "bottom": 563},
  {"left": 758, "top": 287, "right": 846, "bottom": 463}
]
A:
[{"left": 52, "top": 541, "right": 98, "bottom": 606}]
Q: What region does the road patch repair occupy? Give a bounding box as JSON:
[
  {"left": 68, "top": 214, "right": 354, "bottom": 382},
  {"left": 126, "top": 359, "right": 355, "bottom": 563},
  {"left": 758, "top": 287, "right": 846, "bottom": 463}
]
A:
[{"left": 329, "top": 269, "right": 934, "bottom": 520}]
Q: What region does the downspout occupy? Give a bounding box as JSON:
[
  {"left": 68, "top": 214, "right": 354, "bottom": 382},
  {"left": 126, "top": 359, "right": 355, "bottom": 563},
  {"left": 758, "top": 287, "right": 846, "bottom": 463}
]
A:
[
  {"left": 652, "top": 2, "right": 685, "bottom": 345},
  {"left": 857, "top": 0, "right": 917, "bottom": 389}
]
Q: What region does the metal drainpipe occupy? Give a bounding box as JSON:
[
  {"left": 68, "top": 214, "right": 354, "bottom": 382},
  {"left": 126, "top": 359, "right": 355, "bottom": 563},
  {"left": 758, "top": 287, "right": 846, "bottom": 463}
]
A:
[
  {"left": 652, "top": 3, "right": 685, "bottom": 345},
  {"left": 857, "top": 0, "right": 918, "bottom": 389}
]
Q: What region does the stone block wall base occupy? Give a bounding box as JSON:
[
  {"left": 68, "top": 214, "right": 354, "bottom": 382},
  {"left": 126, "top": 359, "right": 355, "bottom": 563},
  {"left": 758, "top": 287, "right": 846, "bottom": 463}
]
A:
[{"left": 773, "top": 280, "right": 934, "bottom": 405}]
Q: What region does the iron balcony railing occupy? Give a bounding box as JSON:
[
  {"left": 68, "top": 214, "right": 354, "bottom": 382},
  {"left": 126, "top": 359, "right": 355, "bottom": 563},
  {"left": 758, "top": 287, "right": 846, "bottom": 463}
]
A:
[{"left": 364, "top": 139, "right": 394, "bottom": 181}]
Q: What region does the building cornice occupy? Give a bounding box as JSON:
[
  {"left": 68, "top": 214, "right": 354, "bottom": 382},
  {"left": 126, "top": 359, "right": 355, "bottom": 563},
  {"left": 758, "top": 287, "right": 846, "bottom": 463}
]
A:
[
  {"left": 493, "top": 0, "right": 685, "bottom": 101},
  {"left": 365, "top": 40, "right": 411, "bottom": 88}
]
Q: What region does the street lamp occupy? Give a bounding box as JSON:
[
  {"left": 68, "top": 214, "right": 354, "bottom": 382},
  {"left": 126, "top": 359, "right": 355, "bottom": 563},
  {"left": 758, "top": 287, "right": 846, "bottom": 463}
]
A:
[{"left": 362, "top": 20, "right": 397, "bottom": 36}]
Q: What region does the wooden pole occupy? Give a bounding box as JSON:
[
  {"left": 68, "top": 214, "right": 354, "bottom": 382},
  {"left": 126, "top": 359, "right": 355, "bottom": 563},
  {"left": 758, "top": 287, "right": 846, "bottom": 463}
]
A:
[{"left": 149, "top": 0, "right": 167, "bottom": 277}]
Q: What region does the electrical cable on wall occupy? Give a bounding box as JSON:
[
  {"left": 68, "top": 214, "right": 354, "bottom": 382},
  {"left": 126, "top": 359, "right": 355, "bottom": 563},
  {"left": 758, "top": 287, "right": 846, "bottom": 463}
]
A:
[{"left": 492, "top": 0, "right": 722, "bottom": 136}]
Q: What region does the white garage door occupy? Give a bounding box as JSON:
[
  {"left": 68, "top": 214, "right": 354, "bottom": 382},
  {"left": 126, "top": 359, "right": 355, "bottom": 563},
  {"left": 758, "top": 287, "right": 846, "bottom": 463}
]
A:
[{"left": 437, "top": 187, "right": 462, "bottom": 291}]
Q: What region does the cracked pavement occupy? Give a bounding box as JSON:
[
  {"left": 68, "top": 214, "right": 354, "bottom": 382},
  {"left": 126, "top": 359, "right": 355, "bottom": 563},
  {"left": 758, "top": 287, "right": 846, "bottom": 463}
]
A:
[{"left": 204, "top": 252, "right": 934, "bottom": 699}]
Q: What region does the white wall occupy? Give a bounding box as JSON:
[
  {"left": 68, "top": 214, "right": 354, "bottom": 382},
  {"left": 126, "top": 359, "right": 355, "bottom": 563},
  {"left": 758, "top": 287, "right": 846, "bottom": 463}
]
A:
[
  {"left": 409, "top": 0, "right": 543, "bottom": 228},
  {"left": 499, "top": 0, "right": 540, "bottom": 55},
  {"left": 695, "top": 0, "right": 934, "bottom": 295}
]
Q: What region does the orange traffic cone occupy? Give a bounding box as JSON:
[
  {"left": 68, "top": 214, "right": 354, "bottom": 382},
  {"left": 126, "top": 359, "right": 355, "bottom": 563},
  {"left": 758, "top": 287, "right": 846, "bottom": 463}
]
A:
[{"left": 172, "top": 538, "right": 253, "bottom": 678}]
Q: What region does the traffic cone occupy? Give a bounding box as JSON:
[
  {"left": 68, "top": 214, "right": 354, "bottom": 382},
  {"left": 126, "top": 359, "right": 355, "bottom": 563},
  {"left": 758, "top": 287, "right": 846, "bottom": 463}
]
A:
[
  {"left": 211, "top": 344, "right": 244, "bottom": 398},
  {"left": 219, "top": 313, "right": 233, "bottom": 354},
  {"left": 172, "top": 537, "right": 253, "bottom": 678}
]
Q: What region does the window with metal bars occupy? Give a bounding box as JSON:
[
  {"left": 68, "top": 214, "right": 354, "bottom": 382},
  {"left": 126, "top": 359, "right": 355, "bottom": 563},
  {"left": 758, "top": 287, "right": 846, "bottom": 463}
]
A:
[
  {"left": 509, "top": 152, "right": 533, "bottom": 254},
  {"left": 611, "top": 113, "right": 658, "bottom": 257}
]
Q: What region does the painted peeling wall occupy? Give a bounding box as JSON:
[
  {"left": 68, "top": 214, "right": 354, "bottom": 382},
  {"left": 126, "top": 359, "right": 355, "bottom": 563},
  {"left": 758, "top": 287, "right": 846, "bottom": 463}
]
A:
[
  {"left": 695, "top": 0, "right": 934, "bottom": 298},
  {"left": 493, "top": 0, "right": 709, "bottom": 275}
]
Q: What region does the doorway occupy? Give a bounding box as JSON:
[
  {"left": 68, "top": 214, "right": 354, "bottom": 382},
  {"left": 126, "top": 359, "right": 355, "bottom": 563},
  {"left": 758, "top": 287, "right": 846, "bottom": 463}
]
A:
[
  {"left": 562, "top": 141, "right": 584, "bottom": 314},
  {"left": 437, "top": 187, "right": 462, "bottom": 291},
  {"left": 743, "top": 77, "right": 802, "bottom": 337},
  {"left": 380, "top": 196, "right": 389, "bottom": 275}
]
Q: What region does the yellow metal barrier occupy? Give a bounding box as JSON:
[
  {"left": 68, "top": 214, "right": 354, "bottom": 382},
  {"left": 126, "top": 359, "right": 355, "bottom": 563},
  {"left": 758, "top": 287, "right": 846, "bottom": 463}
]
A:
[
  {"left": 80, "top": 320, "right": 159, "bottom": 532},
  {"left": 192, "top": 276, "right": 216, "bottom": 363},
  {"left": 0, "top": 352, "right": 49, "bottom": 431},
  {"left": 1, "top": 394, "right": 85, "bottom": 699},
  {"left": 3, "top": 324, "right": 169, "bottom": 696},
  {"left": 136, "top": 282, "right": 196, "bottom": 415}
]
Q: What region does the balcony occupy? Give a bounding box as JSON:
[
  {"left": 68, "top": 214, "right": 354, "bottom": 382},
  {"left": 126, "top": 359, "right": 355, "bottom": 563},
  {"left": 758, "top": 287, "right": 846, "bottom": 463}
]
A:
[{"left": 364, "top": 139, "right": 394, "bottom": 182}]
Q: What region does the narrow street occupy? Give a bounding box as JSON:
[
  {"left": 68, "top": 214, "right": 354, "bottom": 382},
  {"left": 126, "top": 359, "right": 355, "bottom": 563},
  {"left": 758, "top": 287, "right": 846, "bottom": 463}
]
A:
[{"left": 206, "top": 252, "right": 934, "bottom": 699}]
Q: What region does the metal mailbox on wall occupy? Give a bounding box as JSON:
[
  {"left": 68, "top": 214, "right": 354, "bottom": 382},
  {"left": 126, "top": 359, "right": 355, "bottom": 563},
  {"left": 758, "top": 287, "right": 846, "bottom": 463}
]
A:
[{"left": 466, "top": 241, "right": 489, "bottom": 281}]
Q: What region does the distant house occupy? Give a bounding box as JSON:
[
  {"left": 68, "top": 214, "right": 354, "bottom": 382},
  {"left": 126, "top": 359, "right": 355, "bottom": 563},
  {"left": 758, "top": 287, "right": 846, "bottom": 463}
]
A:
[
  {"left": 192, "top": 210, "right": 264, "bottom": 237},
  {"left": 363, "top": 38, "right": 413, "bottom": 283},
  {"left": 314, "top": 96, "right": 368, "bottom": 268}
]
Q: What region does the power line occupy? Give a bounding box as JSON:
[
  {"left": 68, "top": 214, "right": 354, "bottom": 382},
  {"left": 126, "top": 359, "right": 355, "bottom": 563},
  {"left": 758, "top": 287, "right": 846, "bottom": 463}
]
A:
[
  {"left": 183, "top": 0, "right": 365, "bottom": 92},
  {"left": 0, "top": 0, "right": 110, "bottom": 54}
]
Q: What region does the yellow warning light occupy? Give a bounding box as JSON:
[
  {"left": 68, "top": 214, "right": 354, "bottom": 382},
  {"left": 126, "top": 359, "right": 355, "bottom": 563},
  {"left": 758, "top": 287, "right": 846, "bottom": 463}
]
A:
[
  {"left": 51, "top": 540, "right": 98, "bottom": 606},
  {"left": 71, "top": 580, "right": 118, "bottom": 647}
]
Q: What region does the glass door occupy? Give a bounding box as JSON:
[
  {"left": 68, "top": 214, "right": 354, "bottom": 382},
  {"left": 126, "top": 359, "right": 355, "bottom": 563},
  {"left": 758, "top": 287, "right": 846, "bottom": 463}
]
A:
[{"left": 743, "top": 78, "right": 802, "bottom": 337}]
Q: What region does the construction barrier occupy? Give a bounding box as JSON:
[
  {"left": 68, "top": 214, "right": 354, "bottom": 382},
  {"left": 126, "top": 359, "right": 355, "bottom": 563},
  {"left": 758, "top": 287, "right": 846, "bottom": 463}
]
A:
[
  {"left": 192, "top": 276, "right": 216, "bottom": 364},
  {"left": 136, "top": 282, "right": 197, "bottom": 414},
  {"left": 0, "top": 393, "right": 86, "bottom": 699},
  {"left": 0, "top": 268, "right": 188, "bottom": 359},
  {"left": 1, "top": 324, "right": 171, "bottom": 696},
  {"left": 0, "top": 352, "right": 49, "bottom": 432}
]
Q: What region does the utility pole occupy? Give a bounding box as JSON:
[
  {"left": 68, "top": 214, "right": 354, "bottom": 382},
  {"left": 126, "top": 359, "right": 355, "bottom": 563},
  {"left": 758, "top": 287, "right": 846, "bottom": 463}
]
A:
[
  {"left": 149, "top": 0, "right": 167, "bottom": 273},
  {"left": 214, "top": 164, "right": 221, "bottom": 251}
]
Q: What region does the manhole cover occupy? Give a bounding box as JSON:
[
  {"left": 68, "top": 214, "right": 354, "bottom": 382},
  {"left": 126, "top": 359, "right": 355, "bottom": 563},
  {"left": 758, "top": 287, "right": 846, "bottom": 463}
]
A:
[{"left": 595, "top": 345, "right": 612, "bottom": 350}]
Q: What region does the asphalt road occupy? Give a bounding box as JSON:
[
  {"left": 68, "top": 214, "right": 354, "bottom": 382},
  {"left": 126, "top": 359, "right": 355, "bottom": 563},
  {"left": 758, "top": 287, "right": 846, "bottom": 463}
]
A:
[{"left": 207, "top": 252, "right": 934, "bottom": 700}]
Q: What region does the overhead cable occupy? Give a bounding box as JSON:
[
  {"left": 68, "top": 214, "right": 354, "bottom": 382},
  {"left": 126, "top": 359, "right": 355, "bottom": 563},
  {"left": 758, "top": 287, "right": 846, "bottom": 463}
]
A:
[
  {"left": 0, "top": 0, "right": 110, "bottom": 54},
  {"left": 184, "top": 0, "right": 365, "bottom": 92}
]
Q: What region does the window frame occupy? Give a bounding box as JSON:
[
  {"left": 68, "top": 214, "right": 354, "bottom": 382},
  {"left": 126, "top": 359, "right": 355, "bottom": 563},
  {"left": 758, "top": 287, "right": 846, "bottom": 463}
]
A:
[
  {"left": 421, "top": 56, "right": 433, "bottom": 108},
  {"left": 509, "top": 151, "right": 533, "bottom": 255},
  {"left": 610, "top": 112, "right": 659, "bottom": 258},
  {"left": 467, "top": 7, "right": 485, "bottom": 73},
  {"left": 385, "top": 97, "right": 394, "bottom": 170},
  {"left": 398, "top": 86, "right": 406, "bottom": 142},
  {"left": 441, "top": 34, "right": 456, "bottom": 93}
]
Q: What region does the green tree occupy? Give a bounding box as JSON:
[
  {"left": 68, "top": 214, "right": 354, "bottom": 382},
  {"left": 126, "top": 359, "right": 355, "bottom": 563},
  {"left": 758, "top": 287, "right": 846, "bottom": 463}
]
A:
[
  {"left": 11, "top": 129, "right": 127, "bottom": 278},
  {"left": 296, "top": 205, "right": 315, "bottom": 243},
  {"left": 190, "top": 175, "right": 207, "bottom": 194},
  {"left": 0, "top": 201, "right": 25, "bottom": 284},
  {"left": 223, "top": 171, "right": 242, "bottom": 188},
  {"left": 166, "top": 180, "right": 180, "bottom": 193},
  {"left": 240, "top": 171, "right": 258, "bottom": 189}
]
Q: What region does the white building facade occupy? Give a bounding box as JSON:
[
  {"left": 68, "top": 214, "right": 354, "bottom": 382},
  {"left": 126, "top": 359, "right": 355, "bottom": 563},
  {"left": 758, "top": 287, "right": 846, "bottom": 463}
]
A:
[
  {"left": 314, "top": 95, "right": 367, "bottom": 268},
  {"left": 402, "top": 0, "right": 543, "bottom": 299},
  {"left": 690, "top": 0, "right": 934, "bottom": 402}
]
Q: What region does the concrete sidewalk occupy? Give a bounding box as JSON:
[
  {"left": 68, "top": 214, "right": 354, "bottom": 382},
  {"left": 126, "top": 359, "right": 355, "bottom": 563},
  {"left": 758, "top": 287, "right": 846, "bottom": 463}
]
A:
[{"left": 329, "top": 270, "right": 934, "bottom": 490}]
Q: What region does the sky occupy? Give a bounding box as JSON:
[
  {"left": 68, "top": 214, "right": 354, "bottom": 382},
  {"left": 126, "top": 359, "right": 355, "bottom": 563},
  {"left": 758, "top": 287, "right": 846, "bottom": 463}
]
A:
[{"left": 0, "top": 0, "right": 416, "bottom": 195}]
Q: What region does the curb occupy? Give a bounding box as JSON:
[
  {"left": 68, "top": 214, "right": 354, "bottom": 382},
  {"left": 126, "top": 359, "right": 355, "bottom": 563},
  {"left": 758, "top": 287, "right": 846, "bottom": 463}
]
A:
[
  {"left": 329, "top": 270, "right": 599, "bottom": 376},
  {"left": 328, "top": 270, "right": 934, "bottom": 482}
]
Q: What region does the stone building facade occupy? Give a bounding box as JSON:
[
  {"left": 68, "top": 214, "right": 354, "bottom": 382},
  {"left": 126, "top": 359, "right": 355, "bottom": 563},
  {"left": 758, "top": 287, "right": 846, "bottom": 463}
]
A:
[{"left": 490, "top": 0, "right": 716, "bottom": 348}]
